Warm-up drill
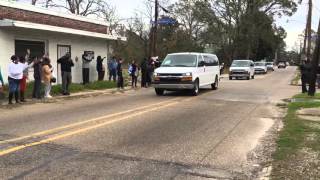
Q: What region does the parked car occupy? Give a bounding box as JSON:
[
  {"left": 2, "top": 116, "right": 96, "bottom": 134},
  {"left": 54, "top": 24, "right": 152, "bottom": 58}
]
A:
[
  {"left": 278, "top": 62, "right": 286, "bottom": 68},
  {"left": 229, "top": 60, "right": 255, "bottom": 80},
  {"left": 266, "top": 62, "right": 275, "bottom": 71},
  {"left": 153, "top": 52, "right": 220, "bottom": 96},
  {"left": 254, "top": 62, "right": 268, "bottom": 74}
]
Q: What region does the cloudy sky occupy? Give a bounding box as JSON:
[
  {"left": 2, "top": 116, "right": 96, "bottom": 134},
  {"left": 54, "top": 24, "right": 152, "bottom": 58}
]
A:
[
  {"left": 17, "top": 0, "right": 320, "bottom": 50},
  {"left": 109, "top": 0, "right": 320, "bottom": 51}
]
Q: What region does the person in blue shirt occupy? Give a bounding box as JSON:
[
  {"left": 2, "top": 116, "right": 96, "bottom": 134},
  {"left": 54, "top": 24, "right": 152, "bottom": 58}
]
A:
[{"left": 108, "top": 56, "right": 117, "bottom": 82}]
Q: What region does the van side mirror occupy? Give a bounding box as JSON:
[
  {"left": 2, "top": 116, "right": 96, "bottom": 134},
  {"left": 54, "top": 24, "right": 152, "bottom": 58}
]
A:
[{"left": 250, "top": 64, "right": 254, "bottom": 67}]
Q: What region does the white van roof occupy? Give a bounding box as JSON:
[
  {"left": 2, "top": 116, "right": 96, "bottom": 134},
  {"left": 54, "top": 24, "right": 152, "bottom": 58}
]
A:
[{"left": 168, "top": 52, "right": 218, "bottom": 56}]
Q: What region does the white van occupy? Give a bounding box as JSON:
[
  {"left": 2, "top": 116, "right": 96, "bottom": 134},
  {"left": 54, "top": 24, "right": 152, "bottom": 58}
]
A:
[
  {"left": 153, "top": 52, "right": 220, "bottom": 96},
  {"left": 229, "top": 60, "right": 255, "bottom": 80}
]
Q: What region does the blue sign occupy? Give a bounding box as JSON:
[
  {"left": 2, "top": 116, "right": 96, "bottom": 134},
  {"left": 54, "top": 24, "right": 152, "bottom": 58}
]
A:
[{"left": 151, "top": 17, "right": 177, "bottom": 25}]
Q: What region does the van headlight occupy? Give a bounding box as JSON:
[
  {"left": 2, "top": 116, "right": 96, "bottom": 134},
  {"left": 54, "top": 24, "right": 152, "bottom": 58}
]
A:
[
  {"left": 154, "top": 72, "right": 159, "bottom": 77},
  {"left": 183, "top": 72, "right": 192, "bottom": 76}
]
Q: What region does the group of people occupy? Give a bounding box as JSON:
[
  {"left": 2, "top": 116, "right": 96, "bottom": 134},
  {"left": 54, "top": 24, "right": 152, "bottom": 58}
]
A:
[
  {"left": 3, "top": 49, "right": 53, "bottom": 104},
  {"left": 109, "top": 56, "right": 159, "bottom": 90},
  {"left": 0, "top": 50, "right": 75, "bottom": 104},
  {"left": 0, "top": 52, "right": 160, "bottom": 104}
]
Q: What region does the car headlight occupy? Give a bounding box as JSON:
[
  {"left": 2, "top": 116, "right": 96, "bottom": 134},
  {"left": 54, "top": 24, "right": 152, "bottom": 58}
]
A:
[
  {"left": 154, "top": 72, "right": 159, "bottom": 76},
  {"left": 183, "top": 72, "right": 192, "bottom": 76}
]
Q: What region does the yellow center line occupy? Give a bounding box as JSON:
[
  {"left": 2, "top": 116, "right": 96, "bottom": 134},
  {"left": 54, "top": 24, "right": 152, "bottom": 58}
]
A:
[
  {"left": 0, "top": 101, "right": 180, "bottom": 156},
  {"left": 0, "top": 98, "right": 181, "bottom": 145}
]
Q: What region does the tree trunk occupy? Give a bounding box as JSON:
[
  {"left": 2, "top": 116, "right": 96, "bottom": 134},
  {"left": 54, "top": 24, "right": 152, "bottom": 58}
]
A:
[{"left": 308, "top": 17, "right": 320, "bottom": 96}]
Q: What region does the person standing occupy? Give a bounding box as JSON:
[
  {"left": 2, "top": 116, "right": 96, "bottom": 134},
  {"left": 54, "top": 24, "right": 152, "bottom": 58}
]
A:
[
  {"left": 140, "top": 58, "right": 148, "bottom": 88},
  {"left": 82, "top": 52, "right": 92, "bottom": 84},
  {"left": 7, "top": 56, "right": 24, "bottom": 104},
  {"left": 146, "top": 58, "right": 155, "bottom": 87},
  {"left": 130, "top": 60, "right": 138, "bottom": 88},
  {"left": 19, "top": 56, "right": 28, "bottom": 102},
  {"left": 96, "top": 56, "right": 105, "bottom": 81},
  {"left": 108, "top": 56, "right": 117, "bottom": 82},
  {"left": 42, "top": 57, "right": 53, "bottom": 98},
  {"left": 117, "top": 58, "right": 124, "bottom": 90},
  {"left": 32, "top": 57, "right": 42, "bottom": 99},
  {"left": 300, "top": 60, "right": 312, "bottom": 93},
  {"left": 57, "top": 52, "right": 74, "bottom": 95}
]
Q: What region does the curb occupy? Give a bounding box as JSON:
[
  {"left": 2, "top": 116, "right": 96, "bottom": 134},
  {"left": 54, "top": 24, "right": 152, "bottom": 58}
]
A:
[{"left": 0, "top": 87, "right": 134, "bottom": 108}]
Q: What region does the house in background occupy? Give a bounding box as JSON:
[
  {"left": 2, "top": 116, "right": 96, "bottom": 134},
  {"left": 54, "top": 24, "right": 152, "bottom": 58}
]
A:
[{"left": 0, "top": 0, "right": 126, "bottom": 84}]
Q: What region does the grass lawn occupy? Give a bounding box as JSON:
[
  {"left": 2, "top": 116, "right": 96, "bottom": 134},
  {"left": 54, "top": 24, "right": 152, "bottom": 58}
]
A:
[
  {"left": 0, "top": 80, "right": 117, "bottom": 100},
  {"left": 271, "top": 98, "right": 320, "bottom": 179},
  {"left": 293, "top": 93, "right": 320, "bottom": 99}
]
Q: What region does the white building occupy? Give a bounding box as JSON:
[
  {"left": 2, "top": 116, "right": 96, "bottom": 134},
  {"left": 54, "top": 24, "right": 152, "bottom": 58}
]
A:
[{"left": 0, "top": 1, "right": 126, "bottom": 84}]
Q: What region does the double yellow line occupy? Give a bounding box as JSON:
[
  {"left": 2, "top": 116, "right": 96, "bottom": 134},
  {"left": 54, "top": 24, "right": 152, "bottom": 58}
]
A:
[{"left": 0, "top": 97, "right": 185, "bottom": 156}]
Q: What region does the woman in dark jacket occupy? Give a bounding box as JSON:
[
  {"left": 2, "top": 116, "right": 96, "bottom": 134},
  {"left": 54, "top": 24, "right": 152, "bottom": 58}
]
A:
[
  {"left": 117, "top": 58, "right": 124, "bottom": 90},
  {"left": 96, "top": 56, "right": 105, "bottom": 81}
]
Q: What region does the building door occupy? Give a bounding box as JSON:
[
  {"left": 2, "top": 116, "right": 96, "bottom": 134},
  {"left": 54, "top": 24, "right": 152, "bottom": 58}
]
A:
[{"left": 57, "top": 45, "right": 71, "bottom": 84}]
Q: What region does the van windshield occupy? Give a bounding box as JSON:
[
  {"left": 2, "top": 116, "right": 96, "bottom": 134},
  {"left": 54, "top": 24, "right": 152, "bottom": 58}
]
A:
[
  {"left": 254, "top": 62, "right": 265, "bottom": 66},
  {"left": 231, "top": 61, "right": 250, "bottom": 67},
  {"left": 161, "top": 54, "right": 197, "bottom": 67}
]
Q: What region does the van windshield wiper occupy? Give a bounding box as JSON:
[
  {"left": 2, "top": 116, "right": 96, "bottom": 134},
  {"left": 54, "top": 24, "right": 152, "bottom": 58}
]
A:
[{"left": 174, "top": 65, "right": 188, "bottom": 67}]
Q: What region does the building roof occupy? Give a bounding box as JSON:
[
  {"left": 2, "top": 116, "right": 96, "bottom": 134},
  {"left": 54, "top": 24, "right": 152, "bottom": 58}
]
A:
[
  {"left": 0, "top": 19, "right": 126, "bottom": 41},
  {"left": 0, "top": 1, "right": 107, "bottom": 26},
  {"left": 0, "top": 0, "right": 126, "bottom": 40}
]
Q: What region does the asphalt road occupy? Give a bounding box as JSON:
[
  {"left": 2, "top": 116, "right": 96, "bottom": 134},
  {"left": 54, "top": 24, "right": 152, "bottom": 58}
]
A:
[{"left": 0, "top": 67, "right": 298, "bottom": 180}]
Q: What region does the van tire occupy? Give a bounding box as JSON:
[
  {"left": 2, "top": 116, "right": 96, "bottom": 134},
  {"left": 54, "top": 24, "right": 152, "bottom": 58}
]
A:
[
  {"left": 251, "top": 75, "right": 255, "bottom": 79},
  {"left": 155, "top": 88, "right": 164, "bottom": 96},
  {"left": 192, "top": 79, "right": 199, "bottom": 96},
  {"left": 229, "top": 76, "right": 232, "bottom": 80},
  {"left": 211, "top": 76, "right": 218, "bottom": 90},
  {"left": 246, "top": 76, "right": 250, "bottom": 80}
]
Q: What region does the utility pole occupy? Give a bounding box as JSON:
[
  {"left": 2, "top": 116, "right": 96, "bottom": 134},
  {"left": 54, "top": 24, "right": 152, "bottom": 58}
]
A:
[
  {"left": 308, "top": 17, "right": 320, "bottom": 96},
  {"left": 152, "top": 0, "right": 159, "bottom": 57},
  {"left": 148, "top": 0, "right": 159, "bottom": 57},
  {"left": 306, "top": 0, "right": 313, "bottom": 61}
]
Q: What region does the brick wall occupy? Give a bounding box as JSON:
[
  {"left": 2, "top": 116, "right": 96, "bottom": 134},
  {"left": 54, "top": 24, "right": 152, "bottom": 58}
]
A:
[{"left": 0, "top": 6, "right": 109, "bottom": 34}]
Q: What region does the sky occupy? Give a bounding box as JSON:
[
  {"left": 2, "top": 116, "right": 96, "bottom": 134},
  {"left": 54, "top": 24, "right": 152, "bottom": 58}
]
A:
[
  {"left": 17, "top": 0, "right": 320, "bottom": 51},
  {"left": 109, "top": 0, "right": 320, "bottom": 51},
  {"left": 275, "top": 0, "right": 320, "bottom": 50}
]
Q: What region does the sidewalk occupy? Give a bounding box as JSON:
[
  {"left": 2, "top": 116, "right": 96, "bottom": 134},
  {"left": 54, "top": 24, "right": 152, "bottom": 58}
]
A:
[{"left": 0, "top": 86, "right": 134, "bottom": 107}]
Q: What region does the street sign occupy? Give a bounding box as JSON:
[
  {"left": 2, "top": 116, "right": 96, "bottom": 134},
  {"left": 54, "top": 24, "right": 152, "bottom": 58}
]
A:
[{"left": 151, "top": 17, "right": 177, "bottom": 25}]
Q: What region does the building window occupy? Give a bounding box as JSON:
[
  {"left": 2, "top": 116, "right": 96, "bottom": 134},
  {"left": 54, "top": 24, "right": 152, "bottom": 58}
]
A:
[{"left": 15, "top": 40, "right": 45, "bottom": 59}]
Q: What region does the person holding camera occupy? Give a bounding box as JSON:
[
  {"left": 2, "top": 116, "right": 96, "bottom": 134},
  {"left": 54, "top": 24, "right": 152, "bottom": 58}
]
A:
[
  {"left": 82, "top": 52, "right": 93, "bottom": 84},
  {"left": 96, "top": 56, "right": 105, "bottom": 81},
  {"left": 57, "top": 52, "right": 74, "bottom": 95}
]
